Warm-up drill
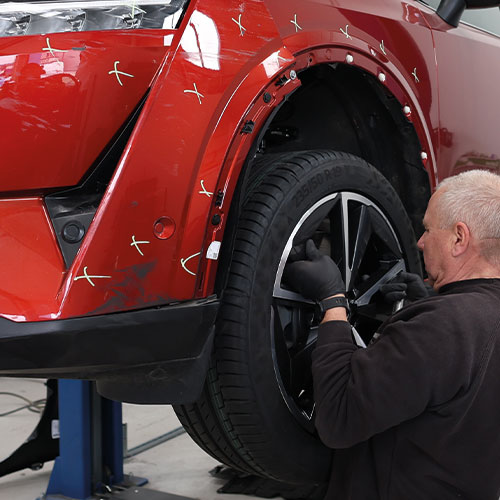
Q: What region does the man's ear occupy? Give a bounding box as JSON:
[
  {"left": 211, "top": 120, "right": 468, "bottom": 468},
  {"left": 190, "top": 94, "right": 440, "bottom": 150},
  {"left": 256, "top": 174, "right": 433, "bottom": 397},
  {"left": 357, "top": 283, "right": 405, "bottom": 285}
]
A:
[{"left": 451, "top": 222, "right": 470, "bottom": 257}]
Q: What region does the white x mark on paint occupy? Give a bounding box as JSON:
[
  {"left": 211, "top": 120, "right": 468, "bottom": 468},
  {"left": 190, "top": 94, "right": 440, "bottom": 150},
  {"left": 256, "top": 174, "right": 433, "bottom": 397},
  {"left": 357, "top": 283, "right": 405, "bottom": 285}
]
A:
[
  {"left": 290, "top": 14, "right": 302, "bottom": 32},
  {"left": 130, "top": 0, "right": 137, "bottom": 18},
  {"left": 340, "top": 25, "right": 352, "bottom": 40},
  {"left": 42, "top": 37, "right": 68, "bottom": 57},
  {"left": 184, "top": 83, "right": 205, "bottom": 104},
  {"left": 108, "top": 61, "right": 134, "bottom": 86},
  {"left": 412, "top": 68, "right": 420, "bottom": 83},
  {"left": 74, "top": 266, "right": 112, "bottom": 287},
  {"left": 232, "top": 14, "right": 247, "bottom": 36},
  {"left": 380, "top": 40, "right": 387, "bottom": 56},
  {"left": 199, "top": 180, "right": 214, "bottom": 197},
  {"left": 181, "top": 252, "right": 201, "bottom": 276},
  {"left": 131, "top": 235, "right": 150, "bottom": 256}
]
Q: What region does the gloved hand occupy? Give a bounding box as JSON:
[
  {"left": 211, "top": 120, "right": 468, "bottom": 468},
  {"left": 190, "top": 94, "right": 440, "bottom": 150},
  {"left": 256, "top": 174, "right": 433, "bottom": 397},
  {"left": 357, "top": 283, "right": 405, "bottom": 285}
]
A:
[
  {"left": 284, "top": 239, "right": 345, "bottom": 301},
  {"left": 379, "top": 271, "right": 429, "bottom": 304}
]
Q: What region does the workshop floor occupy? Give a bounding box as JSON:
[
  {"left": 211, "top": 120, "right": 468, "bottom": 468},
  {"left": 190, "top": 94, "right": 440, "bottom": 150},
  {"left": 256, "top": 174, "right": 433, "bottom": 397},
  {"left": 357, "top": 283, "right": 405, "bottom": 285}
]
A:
[{"left": 0, "top": 378, "right": 280, "bottom": 500}]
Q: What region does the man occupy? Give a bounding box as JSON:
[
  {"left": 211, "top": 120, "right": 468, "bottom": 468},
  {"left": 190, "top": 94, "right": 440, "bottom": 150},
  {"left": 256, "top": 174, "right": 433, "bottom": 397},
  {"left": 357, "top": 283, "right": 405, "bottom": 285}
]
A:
[{"left": 285, "top": 170, "right": 500, "bottom": 499}]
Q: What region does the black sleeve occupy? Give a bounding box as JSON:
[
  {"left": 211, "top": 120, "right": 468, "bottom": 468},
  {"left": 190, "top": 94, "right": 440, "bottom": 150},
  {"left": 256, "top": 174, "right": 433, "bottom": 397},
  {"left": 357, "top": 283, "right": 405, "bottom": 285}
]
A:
[{"left": 311, "top": 308, "right": 471, "bottom": 449}]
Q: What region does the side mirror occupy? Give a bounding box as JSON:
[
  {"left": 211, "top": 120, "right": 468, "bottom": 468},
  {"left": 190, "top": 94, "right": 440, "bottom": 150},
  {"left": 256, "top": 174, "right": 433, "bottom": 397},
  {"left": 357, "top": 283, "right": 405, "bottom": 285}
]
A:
[{"left": 437, "top": 0, "right": 500, "bottom": 27}]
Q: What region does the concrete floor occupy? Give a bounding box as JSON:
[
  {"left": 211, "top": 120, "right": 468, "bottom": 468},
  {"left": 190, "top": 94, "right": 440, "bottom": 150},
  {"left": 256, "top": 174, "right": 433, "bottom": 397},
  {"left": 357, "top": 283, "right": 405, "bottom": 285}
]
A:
[{"left": 0, "top": 378, "right": 278, "bottom": 500}]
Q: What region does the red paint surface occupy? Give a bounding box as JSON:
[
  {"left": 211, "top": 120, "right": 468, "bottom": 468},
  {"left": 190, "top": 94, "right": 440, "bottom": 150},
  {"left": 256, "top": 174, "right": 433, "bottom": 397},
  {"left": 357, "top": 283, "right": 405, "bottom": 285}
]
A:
[
  {"left": 0, "top": 32, "right": 170, "bottom": 190},
  {"left": 0, "top": 198, "right": 64, "bottom": 320},
  {"left": 0, "top": 0, "right": 496, "bottom": 321}
]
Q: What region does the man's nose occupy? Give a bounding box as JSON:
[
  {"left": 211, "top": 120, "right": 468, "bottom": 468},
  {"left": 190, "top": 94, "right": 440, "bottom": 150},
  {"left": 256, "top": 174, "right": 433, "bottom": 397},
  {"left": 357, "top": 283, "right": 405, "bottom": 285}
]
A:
[{"left": 417, "top": 235, "right": 424, "bottom": 251}]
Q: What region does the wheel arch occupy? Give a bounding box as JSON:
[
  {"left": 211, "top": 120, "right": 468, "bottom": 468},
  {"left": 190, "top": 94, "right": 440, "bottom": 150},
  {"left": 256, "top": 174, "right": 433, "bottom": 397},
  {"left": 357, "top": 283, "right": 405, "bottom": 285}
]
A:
[
  {"left": 258, "top": 61, "right": 432, "bottom": 236},
  {"left": 207, "top": 54, "right": 432, "bottom": 296}
]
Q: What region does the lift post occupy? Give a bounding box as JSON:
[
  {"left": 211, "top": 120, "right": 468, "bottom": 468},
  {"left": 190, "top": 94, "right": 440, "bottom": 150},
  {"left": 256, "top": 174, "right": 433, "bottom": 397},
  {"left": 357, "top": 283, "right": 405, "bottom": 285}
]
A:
[{"left": 44, "top": 380, "right": 192, "bottom": 500}]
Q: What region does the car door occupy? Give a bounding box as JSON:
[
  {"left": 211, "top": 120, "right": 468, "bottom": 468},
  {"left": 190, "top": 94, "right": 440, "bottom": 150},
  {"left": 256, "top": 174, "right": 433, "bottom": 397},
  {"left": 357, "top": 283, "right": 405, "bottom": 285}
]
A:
[{"left": 417, "top": 1, "right": 500, "bottom": 180}]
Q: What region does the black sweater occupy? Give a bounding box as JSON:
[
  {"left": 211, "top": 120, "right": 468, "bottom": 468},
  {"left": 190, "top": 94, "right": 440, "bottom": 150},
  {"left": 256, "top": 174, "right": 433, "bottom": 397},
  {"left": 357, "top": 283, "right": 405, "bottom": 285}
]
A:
[{"left": 312, "top": 279, "right": 500, "bottom": 500}]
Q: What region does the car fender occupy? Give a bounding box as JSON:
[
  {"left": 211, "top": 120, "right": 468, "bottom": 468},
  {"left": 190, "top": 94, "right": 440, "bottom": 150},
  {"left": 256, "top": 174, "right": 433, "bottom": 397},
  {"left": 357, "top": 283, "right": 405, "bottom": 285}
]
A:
[
  {"left": 56, "top": 0, "right": 297, "bottom": 319},
  {"left": 197, "top": 17, "right": 439, "bottom": 295}
]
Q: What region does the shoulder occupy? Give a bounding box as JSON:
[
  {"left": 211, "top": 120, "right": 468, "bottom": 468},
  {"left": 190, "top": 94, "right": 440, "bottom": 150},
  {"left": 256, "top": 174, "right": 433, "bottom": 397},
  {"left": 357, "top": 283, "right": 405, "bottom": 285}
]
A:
[
  {"left": 379, "top": 280, "right": 500, "bottom": 345},
  {"left": 392, "top": 279, "right": 500, "bottom": 322}
]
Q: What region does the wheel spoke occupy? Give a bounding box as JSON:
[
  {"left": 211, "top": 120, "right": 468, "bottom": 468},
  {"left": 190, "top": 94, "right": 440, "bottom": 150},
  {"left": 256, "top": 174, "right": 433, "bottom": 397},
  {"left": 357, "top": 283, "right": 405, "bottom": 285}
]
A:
[
  {"left": 288, "top": 334, "right": 317, "bottom": 419},
  {"left": 369, "top": 207, "right": 402, "bottom": 256},
  {"left": 274, "top": 195, "right": 340, "bottom": 303},
  {"left": 349, "top": 205, "right": 373, "bottom": 286},
  {"left": 289, "top": 331, "right": 317, "bottom": 384},
  {"left": 352, "top": 326, "right": 367, "bottom": 348},
  {"left": 352, "top": 259, "right": 405, "bottom": 307},
  {"left": 273, "top": 288, "right": 314, "bottom": 305},
  {"left": 271, "top": 301, "right": 316, "bottom": 425},
  {"left": 271, "top": 305, "right": 293, "bottom": 388},
  {"left": 293, "top": 198, "right": 338, "bottom": 247},
  {"left": 340, "top": 193, "right": 352, "bottom": 289}
]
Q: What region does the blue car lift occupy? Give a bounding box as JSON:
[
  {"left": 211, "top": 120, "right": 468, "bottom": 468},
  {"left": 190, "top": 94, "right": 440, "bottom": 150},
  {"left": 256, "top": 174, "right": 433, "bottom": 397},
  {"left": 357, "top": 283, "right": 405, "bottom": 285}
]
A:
[{"left": 44, "top": 380, "right": 192, "bottom": 500}]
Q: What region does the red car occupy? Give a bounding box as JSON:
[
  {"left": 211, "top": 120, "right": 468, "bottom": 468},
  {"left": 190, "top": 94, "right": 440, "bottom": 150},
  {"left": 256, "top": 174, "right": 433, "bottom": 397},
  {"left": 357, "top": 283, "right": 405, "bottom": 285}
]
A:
[{"left": 1, "top": 0, "right": 499, "bottom": 487}]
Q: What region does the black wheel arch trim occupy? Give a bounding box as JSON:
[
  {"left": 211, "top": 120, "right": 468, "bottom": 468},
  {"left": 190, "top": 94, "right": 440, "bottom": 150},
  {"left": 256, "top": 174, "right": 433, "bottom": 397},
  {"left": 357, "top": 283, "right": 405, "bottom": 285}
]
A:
[{"left": 213, "top": 82, "right": 302, "bottom": 295}]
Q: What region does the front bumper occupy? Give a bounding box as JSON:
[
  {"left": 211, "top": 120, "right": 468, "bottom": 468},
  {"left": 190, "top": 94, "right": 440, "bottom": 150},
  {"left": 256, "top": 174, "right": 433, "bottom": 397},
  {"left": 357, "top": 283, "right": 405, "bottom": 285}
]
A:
[{"left": 0, "top": 297, "right": 218, "bottom": 404}]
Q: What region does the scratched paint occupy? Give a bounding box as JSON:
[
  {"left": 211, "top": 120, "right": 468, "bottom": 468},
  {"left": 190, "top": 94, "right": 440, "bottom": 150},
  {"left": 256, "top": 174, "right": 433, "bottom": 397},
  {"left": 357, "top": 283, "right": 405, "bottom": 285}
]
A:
[{"left": 87, "top": 262, "right": 167, "bottom": 315}]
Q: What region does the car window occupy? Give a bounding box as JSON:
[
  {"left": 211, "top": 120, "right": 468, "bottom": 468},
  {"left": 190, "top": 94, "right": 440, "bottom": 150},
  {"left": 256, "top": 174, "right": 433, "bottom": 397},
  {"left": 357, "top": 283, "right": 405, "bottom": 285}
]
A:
[
  {"left": 419, "top": 0, "right": 441, "bottom": 8},
  {"left": 418, "top": 1, "right": 500, "bottom": 37},
  {"left": 461, "top": 8, "right": 500, "bottom": 36}
]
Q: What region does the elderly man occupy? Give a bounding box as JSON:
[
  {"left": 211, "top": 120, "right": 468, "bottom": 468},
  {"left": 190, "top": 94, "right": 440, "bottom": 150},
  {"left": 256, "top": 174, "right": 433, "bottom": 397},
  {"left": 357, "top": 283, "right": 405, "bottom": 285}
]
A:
[{"left": 285, "top": 170, "right": 500, "bottom": 499}]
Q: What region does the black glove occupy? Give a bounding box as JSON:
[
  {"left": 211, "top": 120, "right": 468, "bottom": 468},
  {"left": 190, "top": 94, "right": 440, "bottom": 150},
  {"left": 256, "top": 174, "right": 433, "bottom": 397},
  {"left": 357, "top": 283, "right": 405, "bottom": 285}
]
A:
[
  {"left": 379, "top": 271, "right": 429, "bottom": 304},
  {"left": 284, "top": 239, "right": 345, "bottom": 301}
]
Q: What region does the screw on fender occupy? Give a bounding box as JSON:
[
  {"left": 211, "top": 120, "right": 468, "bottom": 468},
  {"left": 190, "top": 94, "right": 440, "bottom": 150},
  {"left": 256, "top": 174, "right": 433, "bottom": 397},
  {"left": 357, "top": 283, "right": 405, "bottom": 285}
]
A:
[{"left": 241, "top": 120, "right": 255, "bottom": 134}]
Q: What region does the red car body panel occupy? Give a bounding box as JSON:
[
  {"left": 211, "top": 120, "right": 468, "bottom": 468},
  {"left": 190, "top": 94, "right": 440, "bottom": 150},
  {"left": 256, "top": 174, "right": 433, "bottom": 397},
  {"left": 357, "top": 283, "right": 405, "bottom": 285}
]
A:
[
  {"left": 0, "top": 32, "right": 169, "bottom": 190},
  {"left": 0, "top": 197, "right": 63, "bottom": 320},
  {"left": 420, "top": 6, "right": 500, "bottom": 180},
  {"left": 0, "top": 0, "right": 496, "bottom": 324}
]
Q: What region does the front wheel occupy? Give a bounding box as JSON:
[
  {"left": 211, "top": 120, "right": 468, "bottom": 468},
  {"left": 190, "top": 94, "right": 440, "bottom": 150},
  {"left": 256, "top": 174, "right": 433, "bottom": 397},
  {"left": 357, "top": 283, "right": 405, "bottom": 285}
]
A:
[{"left": 174, "top": 151, "right": 421, "bottom": 486}]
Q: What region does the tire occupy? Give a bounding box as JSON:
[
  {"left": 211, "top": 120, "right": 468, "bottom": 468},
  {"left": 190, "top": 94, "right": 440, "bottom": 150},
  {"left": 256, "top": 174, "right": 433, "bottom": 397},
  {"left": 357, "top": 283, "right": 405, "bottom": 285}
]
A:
[{"left": 174, "top": 151, "right": 421, "bottom": 485}]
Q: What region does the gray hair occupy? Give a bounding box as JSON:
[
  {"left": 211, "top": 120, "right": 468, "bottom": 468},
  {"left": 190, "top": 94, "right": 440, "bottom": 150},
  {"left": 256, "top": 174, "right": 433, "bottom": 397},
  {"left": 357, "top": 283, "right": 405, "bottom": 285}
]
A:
[{"left": 435, "top": 169, "right": 500, "bottom": 267}]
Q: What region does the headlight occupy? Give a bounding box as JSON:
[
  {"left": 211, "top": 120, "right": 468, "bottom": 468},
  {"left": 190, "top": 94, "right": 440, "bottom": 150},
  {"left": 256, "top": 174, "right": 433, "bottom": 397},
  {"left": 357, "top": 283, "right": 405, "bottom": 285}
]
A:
[{"left": 0, "top": 0, "right": 189, "bottom": 37}]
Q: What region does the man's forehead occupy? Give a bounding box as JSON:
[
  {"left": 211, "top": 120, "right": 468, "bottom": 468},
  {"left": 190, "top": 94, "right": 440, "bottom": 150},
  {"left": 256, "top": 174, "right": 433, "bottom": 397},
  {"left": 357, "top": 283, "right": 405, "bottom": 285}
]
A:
[{"left": 424, "top": 190, "right": 443, "bottom": 225}]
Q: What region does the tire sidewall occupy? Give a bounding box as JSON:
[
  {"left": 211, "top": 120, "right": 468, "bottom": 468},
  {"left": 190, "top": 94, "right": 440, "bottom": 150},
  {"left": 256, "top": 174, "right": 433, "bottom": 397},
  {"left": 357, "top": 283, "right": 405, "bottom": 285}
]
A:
[{"left": 239, "top": 154, "right": 420, "bottom": 483}]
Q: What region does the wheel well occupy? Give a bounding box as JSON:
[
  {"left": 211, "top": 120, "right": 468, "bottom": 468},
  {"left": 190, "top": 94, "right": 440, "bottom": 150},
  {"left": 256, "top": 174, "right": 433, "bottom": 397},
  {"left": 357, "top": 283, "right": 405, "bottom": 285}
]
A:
[
  {"left": 257, "top": 63, "right": 431, "bottom": 238},
  {"left": 215, "top": 63, "right": 431, "bottom": 294}
]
